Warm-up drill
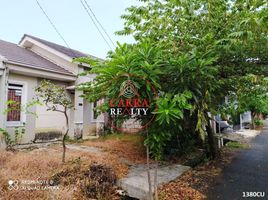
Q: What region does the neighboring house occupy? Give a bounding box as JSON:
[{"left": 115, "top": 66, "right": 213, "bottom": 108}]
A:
[{"left": 0, "top": 34, "right": 104, "bottom": 146}]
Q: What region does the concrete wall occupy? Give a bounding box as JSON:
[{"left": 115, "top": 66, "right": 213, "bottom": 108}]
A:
[
  {"left": 80, "top": 74, "right": 105, "bottom": 138},
  {"left": 6, "top": 73, "right": 37, "bottom": 143},
  {"left": 83, "top": 99, "right": 105, "bottom": 138},
  {"left": 35, "top": 79, "right": 75, "bottom": 138},
  {"left": 35, "top": 102, "right": 67, "bottom": 134},
  {"left": 0, "top": 62, "right": 7, "bottom": 148},
  {"left": 83, "top": 99, "right": 94, "bottom": 137},
  {"left": 241, "top": 112, "right": 252, "bottom": 123},
  {"left": 0, "top": 62, "right": 7, "bottom": 129}
]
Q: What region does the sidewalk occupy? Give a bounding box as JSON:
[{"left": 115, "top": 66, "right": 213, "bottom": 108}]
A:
[{"left": 217, "top": 129, "right": 261, "bottom": 143}]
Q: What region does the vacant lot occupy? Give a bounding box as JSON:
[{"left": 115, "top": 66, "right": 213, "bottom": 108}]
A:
[
  {"left": 0, "top": 134, "right": 145, "bottom": 200},
  {"left": 0, "top": 134, "right": 238, "bottom": 200}
]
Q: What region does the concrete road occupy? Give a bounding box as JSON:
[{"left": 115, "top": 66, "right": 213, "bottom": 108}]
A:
[{"left": 207, "top": 121, "right": 268, "bottom": 200}]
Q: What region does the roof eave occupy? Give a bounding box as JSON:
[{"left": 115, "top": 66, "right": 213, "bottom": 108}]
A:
[{"left": 4, "top": 60, "right": 76, "bottom": 77}]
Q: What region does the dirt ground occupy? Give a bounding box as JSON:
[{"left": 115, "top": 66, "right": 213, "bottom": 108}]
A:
[
  {"left": 0, "top": 134, "right": 145, "bottom": 200},
  {"left": 0, "top": 133, "right": 239, "bottom": 200}
]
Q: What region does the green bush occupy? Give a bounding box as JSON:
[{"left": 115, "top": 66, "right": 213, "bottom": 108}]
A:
[
  {"left": 254, "top": 119, "right": 263, "bottom": 127},
  {"left": 0, "top": 128, "right": 12, "bottom": 146},
  {"left": 0, "top": 127, "right": 25, "bottom": 150}
]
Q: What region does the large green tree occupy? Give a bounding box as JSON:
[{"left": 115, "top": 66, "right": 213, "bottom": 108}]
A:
[
  {"left": 76, "top": 41, "right": 193, "bottom": 200},
  {"left": 77, "top": 2, "right": 267, "bottom": 199},
  {"left": 116, "top": 0, "right": 268, "bottom": 158},
  {"left": 78, "top": 0, "right": 267, "bottom": 160}
]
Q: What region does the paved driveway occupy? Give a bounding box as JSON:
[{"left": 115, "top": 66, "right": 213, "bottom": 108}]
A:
[{"left": 207, "top": 121, "right": 268, "bottom": 200}]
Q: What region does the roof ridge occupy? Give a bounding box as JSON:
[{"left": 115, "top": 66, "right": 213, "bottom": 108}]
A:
[
  {"left": 19, "top": 33, "right": 104, "bottom": 60},
  {"left": 23, "top": 34, "right": 88, "bottom": 55},
  {"left": 20, "top": 34, "right": 102, "bottom": 60}
]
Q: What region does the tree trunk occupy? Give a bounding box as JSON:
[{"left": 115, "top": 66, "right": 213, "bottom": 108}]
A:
[
  {"left": 146, "top": 130, "right": 153, "bottom": 200},
  {"left": 206, "top": 124, "right": 217, "bottom": 159},
  {"left": 251, "top": 111, "right": 256, "bottom": 130},
  {"left": 154, "top": 161, "right": 158, "bottom": 200},
  {"left": 205, "top": 112, "right": 217, "bottom": 159},
  {"left": 62, "top": 131, "right": 69, "bottom": 163},
  {"left": 62, "top": 109, "right": 69, "bottom": 163}
]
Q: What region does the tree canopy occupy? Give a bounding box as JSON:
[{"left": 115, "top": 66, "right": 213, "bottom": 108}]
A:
[{"left": 78, "top": 0, "right": 268, "bottom": 159}]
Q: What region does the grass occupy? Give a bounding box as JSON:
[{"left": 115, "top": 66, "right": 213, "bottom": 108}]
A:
[
  {"left": 82, "top": 133, "right": 146, "bottom": 164},
  {"left": 67, "top": 132, "right": 145, "bottom": 146},
  {"left": 66, "top": 136, "right": 84, "bottom": 143},
  {"left": 100, "top": 133, "right": 144, "bottom": 145},
  {"left": 226, "top": 141, "right": 250, "bottom": 149},
  {"left": 98, "top": 132, "right": 146, "bottom": 157}
]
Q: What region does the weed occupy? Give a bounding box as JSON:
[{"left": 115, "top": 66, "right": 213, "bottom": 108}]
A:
[{"left": 226, "top": 141, "right": 249, "bottom": 149}]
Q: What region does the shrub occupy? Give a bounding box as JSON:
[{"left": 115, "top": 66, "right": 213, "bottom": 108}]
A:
[
  {"left": 14, "top": 126, "right": 25, "bottom": 144},
  {"left": 0, "top": 128, "right": 12, "bottom": 147},
  {"left": 0, "top": 127, "right": 25, "bottom": 151},
  {"left": 254, "top": 119, "right": 263, "bottom": 127}
]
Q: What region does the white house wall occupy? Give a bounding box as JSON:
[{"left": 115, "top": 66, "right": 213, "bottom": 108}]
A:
[
  {"left": 6, "top": 73, "right": 37, "bottom": 143},
  {"left": 0, "top": 36, "right": 105, "bottom": 145},
  {"left": 83, "top": 99, "right": 93, "bottom": 137},
  {"left": 78, "top": 74, "right": 104, "bottom": 137},
  {"left": 0, "top": 69, "right": 6, "bottom": 148},
  {"left": 35, "top": 79, "right": 75, "bottom": 137},
  {"left": 0, "top": 74, "right": 4, "bottom": 128},
  {"left": 5, "top": 70, "right": 103, "bottom": 142},
  {"left": 0, "top": 62, "right": 7, "bottom": 129},
  {"left": 35, "top": 101, "right": 68, "bottom": 134}
]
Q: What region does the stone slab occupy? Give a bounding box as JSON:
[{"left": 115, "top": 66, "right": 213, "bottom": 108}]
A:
[{"left": 118, "top": 164, "right": 190, "bottom": 200}]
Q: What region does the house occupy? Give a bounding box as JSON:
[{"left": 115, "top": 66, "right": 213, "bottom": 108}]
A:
[{"left": 0, "top": 34, "right": 104, "bottom": 146}]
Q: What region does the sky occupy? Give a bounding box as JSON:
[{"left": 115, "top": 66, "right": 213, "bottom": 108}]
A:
[{"left": 0, "top": 0, "right": 140, "bottom": 59}]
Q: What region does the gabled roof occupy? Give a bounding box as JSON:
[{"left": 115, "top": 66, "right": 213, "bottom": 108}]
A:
[
  {"left": 20, "top": 34, "right": 100, "bottom": 60},
  {"left": 0, "top": 39, "right": 73, "bottom": 75}
]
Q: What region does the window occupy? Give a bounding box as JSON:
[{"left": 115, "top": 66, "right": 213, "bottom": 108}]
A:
[{"left": 7, "top": 84, "right": 23, "bottom": 122}]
